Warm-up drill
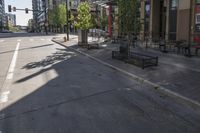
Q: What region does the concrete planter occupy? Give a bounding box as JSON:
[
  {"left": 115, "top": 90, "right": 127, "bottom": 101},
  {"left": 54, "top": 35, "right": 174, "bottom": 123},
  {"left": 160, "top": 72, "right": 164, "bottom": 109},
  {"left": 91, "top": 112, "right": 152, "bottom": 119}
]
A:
[{"left": 78, "top": 30, "right": 88, "bottom": 46}]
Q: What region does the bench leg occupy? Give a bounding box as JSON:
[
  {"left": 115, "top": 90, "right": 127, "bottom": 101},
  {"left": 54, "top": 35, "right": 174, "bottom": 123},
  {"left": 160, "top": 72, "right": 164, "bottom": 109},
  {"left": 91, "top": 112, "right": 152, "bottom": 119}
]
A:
[
  {"left": 195, "top": 48, "right": 199, "bottom": 56},
  {"left": 142, "top": 59, "right": 145, "bottom": 69},
  {"left": 177, "top": 47, "right": 180, "bottom": 54},
  {"left": 184, "top": 48, "right": 191, "bottom": 57},
  {"left": 156, "top": 57, "right": 158, "bottom": 66}
]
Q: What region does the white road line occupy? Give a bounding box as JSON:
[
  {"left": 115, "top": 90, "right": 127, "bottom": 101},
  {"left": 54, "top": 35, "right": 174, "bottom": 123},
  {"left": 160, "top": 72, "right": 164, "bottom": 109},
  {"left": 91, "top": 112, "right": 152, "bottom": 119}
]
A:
[
  {"left": 6, "top": 42, "right": 20, "bottom": 80},
  {"left": 30, "top": 39, "right": 34, "bottom": 42},
  {"left": 41, "top": 38, "right": 45, "bottom": 41},
  {"left": 0, "top": 40, "right": 5, "bottom": 43},
  {"left": 17, "top": 39, "right": 21, "bottom": 42},
  {"left": 0, "top": 91, "right": 10, "bottom": 103}
]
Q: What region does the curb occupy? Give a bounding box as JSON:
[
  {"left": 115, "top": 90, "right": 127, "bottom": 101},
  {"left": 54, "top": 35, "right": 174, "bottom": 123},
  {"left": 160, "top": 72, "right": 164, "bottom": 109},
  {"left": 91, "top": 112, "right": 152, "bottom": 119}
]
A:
[{"left": 52, "top": 39, "right": 200, "bottom": 111}]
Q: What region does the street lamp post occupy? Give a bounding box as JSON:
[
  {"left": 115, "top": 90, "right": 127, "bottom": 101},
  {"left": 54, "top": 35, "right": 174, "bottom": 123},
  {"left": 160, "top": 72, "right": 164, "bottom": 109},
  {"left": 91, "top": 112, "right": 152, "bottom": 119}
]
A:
[{"left": 66, "top": 0, "right": 69, "bottom": 41}]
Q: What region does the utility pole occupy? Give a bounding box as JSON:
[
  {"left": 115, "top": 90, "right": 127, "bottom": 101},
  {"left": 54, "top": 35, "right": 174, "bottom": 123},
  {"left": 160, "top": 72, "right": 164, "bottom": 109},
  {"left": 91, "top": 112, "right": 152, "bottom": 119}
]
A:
[
  {"left": 44, "top": 0, "right": 48, "bottom": 35},
  {"left": 66, "top": 0, "right": 69, "bottom": 40}
]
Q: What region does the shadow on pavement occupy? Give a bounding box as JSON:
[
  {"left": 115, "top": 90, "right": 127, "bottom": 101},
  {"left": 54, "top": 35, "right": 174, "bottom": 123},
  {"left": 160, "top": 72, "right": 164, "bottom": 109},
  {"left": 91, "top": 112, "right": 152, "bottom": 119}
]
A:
[
  {"left": 0, "top": 33, "right": 62, "bottom": 39},
  {"left": 0, "top": 46, "right": 200, "bottom": 133},
  {"left": 0, "top": 44, "right": 54, "bottom": 55}
]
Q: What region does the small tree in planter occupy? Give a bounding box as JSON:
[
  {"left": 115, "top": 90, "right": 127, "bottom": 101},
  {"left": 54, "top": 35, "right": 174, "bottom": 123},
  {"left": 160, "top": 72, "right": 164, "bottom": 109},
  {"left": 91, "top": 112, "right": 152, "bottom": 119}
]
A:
[
  {"left": 75, "top": 2, "right": 93, "bottom": 45},
  {"left": 117, "top": 0, "right": 140, "bottom": 57}
]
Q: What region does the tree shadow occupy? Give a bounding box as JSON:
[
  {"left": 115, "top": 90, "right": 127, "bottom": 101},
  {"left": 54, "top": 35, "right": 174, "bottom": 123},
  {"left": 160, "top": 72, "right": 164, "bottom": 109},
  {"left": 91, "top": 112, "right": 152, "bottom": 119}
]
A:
[
  {"left": 0, "top": 44, "right": 54, "bottom": 55},
  {"left": 22, "top": 48, "right": 76, "bottom": 70},
  {"left": 15, "top": 49, "right": 77, "bottom": 83},
  {"left": 0, "top": 33, "right": 58, "bottom": 39}
]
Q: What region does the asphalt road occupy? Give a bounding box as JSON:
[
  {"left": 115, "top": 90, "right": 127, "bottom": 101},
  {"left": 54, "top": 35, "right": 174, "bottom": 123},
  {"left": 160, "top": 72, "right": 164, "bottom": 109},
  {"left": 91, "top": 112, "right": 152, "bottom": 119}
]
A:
[{"left": 0, "top": 33, "right": 200, "bottom": 133}]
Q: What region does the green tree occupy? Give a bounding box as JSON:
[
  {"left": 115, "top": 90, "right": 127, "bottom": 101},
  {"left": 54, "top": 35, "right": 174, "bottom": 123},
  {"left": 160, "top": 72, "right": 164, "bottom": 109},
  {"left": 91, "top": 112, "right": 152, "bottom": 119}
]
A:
[
  {"left": 75, "top": 2, "right": 93, "bottom": 30},
  {"left": 117, "top": 0, "right": 139, "bottom": 36},
  {"left": 117, "top": 0, "right": 140, "bottom": 53},
  {"left": 48, "top": 9, "right": 54, "bottom": 25},
  {"left": 100, "top": 16, "right": 108, "bottom": 29},
  {"left": 75, "top": 2, "right": 94, "bottom": 45},
  {"left": 48, "top": 4, "right": 67, "bottom": 32},
  {"left": 8, "top": 23, "right": 18, "bottom": 32},
  {"left": 57, "top": 4, "right": 67, "bottom": 28}
]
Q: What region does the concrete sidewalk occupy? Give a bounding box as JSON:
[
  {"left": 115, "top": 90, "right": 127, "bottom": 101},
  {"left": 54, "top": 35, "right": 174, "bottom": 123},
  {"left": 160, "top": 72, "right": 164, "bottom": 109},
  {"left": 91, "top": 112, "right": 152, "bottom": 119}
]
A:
[{"left": 52, "top": 36, "right": 200, "bottom": 109}]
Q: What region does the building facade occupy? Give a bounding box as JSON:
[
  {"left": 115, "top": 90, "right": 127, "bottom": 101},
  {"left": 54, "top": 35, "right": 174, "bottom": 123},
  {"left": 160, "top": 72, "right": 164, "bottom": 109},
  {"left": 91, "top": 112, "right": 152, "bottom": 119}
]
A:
[
  {"left": 32, "top": 0, "right": 48, "bottom": 32},
  {"left": 139, "top": 0, "right": 196, "bottom": 43},
  {"left": 32, "top": 0, "right": 66, "bottom": 32},
  {"left": 0, "top": 0, "right": 5, "bottom": 31},
  {"left": 5, "top": 13, "right": 16, "bottom": 27}
]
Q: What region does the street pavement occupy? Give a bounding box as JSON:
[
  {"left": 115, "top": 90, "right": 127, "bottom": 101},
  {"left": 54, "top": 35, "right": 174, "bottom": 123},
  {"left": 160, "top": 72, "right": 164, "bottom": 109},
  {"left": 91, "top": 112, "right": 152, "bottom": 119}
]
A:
[
  {"left": 0, "top": 33, "right": 200, "bottom": 132},
  {"left": 55, "top": 37, "right": 200, "bottom": 105}
]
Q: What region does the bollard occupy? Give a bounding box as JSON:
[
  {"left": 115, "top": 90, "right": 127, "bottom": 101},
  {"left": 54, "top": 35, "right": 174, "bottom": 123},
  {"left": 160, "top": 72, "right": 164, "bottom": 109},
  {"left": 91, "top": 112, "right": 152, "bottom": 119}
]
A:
[{"left": 64, "top": 37, "right": 67, "bottom": 42}]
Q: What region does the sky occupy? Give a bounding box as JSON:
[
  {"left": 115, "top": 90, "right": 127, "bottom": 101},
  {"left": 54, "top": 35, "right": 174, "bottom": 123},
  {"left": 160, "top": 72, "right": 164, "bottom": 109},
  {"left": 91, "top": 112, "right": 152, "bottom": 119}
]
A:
[{"left": 5, "top": 0, "right": 33, "bottom": 26}]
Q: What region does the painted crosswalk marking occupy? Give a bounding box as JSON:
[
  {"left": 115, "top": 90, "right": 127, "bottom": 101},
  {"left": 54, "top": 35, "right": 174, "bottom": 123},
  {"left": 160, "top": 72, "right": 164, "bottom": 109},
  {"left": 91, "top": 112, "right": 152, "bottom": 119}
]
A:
[{"left": 0, "top": 40, "right": 5, "bottom": 43}]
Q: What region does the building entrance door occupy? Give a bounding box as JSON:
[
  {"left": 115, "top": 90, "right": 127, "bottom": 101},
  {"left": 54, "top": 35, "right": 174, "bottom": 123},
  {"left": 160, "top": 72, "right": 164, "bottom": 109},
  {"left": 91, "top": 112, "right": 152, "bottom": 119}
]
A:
[
  {"left": 168, "top": 0, "right": 178, "bottom": 40},
  {"left": 159, "top": 0, "right": 166, "bottom": 39},
  {"left": 151, "top": 0, "right": 166, "bottom": 40}
]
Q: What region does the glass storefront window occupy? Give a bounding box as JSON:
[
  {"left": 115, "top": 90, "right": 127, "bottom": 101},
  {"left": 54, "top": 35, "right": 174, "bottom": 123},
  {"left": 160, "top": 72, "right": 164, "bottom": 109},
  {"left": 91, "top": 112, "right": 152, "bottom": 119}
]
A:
[{"left": 170, "top": 0, "right": 178, "bottom": 10}]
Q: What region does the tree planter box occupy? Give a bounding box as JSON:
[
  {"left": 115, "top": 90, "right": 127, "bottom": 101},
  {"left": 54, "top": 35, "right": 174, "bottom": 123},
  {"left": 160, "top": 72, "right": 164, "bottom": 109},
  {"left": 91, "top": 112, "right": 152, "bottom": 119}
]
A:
[
  {"left": 112, "top": 51, "right": 158, "bottom": 69},
  {"left": 78, "top": 30, "right": 88, "bottom": 46},
  {"left": 87, "top": 42, "right": 99, "bottom": 49}
]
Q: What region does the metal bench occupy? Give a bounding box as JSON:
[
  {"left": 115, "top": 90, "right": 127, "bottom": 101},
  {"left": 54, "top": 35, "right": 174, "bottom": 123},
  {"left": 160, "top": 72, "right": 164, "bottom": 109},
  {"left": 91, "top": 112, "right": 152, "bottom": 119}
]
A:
[{"left": 112, "top": 51, "right": 158, "bottom": 69}]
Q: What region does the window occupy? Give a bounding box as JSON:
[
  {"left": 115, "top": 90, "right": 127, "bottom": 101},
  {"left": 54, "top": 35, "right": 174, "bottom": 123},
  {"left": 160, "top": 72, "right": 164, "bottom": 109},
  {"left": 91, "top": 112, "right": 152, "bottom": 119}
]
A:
[
  {"left": 170, "top": 0, "right": 178, "bottom": 10},
  {"left": 196, "top": 14, "right": 200, "bottom": 24}
]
